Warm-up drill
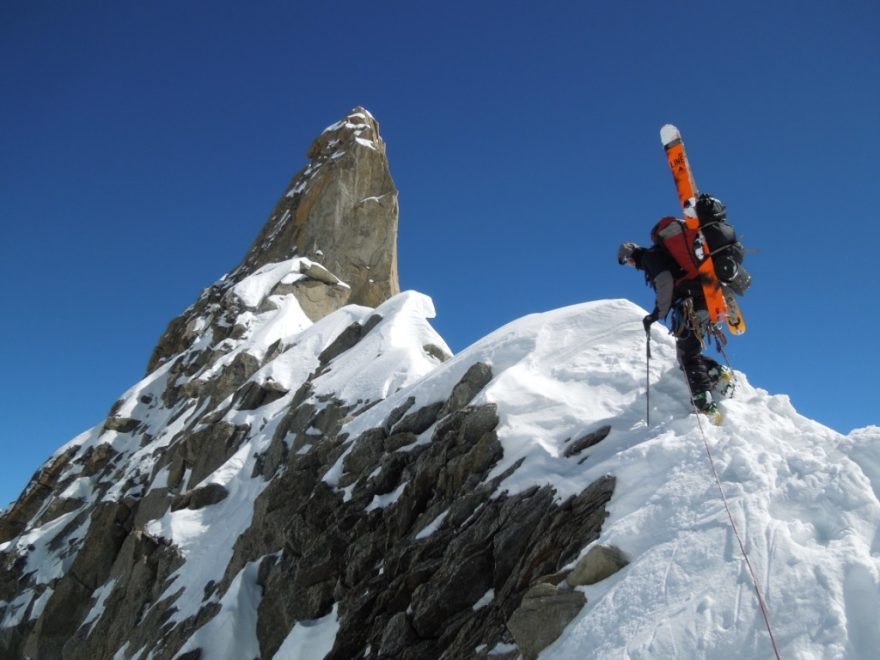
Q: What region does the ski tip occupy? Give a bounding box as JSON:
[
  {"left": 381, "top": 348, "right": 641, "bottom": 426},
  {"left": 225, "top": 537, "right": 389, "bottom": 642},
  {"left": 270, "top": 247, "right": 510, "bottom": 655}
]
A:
[{"left": 660, "top": 124, "right": 681, "bottom": 147}]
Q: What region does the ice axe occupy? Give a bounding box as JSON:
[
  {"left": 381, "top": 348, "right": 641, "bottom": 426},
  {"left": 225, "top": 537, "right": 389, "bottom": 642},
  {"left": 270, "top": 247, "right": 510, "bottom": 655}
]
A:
[{"left": 645, "top": 324, "right": 652, "bottom": 426}]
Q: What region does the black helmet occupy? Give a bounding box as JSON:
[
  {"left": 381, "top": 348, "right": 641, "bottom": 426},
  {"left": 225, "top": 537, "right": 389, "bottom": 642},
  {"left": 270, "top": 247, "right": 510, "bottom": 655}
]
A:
[{"left": 617, "top": 242, "right": 642, "bottom": 265}]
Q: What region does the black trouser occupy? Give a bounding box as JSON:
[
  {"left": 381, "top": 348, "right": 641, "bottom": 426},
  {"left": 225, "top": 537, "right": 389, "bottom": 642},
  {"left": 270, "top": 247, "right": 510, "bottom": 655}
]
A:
[{"left": 676, "top": 331, "right": 713, "bottom": 396}]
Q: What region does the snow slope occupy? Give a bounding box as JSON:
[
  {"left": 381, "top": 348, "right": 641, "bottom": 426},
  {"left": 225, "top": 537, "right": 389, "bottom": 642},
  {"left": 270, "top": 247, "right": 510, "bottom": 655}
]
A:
[
  {"left": 2, "top": 261, "right": 878, "bottom": 658},
  {"left": 332, "top": 297, "right": 880, "bottom": 659}
]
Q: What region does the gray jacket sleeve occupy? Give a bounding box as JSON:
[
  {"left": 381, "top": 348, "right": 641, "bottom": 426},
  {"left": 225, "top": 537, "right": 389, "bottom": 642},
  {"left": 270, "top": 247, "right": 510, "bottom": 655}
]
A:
[{"left": 653, "top": 270, "right": 675, "bottom": 319}]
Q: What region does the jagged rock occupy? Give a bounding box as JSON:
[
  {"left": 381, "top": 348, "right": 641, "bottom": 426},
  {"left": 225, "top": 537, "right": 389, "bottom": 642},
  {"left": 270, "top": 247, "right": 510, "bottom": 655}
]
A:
[
  {"left": 133, "top": 488, "right": 172, "bottom": 527},
  {"left": 103, "top": 416, "right": 142, "bottom": 433},
  {"left": 200, "top": 352, "right": 262, "bottom": 408},
  {"left": 171, "top": 483, "right": 230, "bottom": 511},
  {"left": 410, "top": 543, "right": 494, "bottom": 637},
  {"left": 507, "top": 583, "right": 586, "bottom": 660},
  {"left": 440, "top": 362, "right": 493, "bottom": 416},
  {"left": 236, "top": 379, "right": 290, "bottom": 411},
  {"left": 391, "top": 401, "right": 444, "bottom": 435},
  {"left": 563, "top": 424, "right": 611, "bottom": 458},
  {"left": 383, "top": 397, "right": 415, "bottom": 433},
  {"left": 291, "top": 279, "right": 351, "bottom": 322},
  {"left": 36, "top": 496, "right": 84, "bottom": 525},
  {"left": 63, "top": 531, "right": 182, "bottom": 660},
  {"left": 384, "top": 432, "right": 417, "bottom": 452},
  {"left": 256, "top": 555, "right": 297, "bottom": 657},
  {"left": 147, "top": 311, "right": 192, "bottom": 375},
  {"left": 78, "top": 442, "right": 120, "bottom": 476},
  {"left": 318, "top": 314, "right": 383, "bottom": 366},
  {"left": 567, "top": 544, "right": 628, "bottom": 587},
  {"left": 171, "top": 422, "right": 251, "bottom": 490},
  {"left": 147, "top": 108, "right": 401, "bottom": 374},
  {"left": 380, "top": 611, "right": 419, "bottom": 657},
  {"left": 20, "top": 501, "right": 132, "bottom": 659},
  {"left": 237, "top": 107, "right": 399, "bottom": 310},
  {"left": 343, "top": 427, "right": 387, "bottom": 476},
  {"left": 423, "top": 343, "right": 452, "bottom": 362},
  {"left": 214, "top": 392, "right": 614, "bottom": 660}
]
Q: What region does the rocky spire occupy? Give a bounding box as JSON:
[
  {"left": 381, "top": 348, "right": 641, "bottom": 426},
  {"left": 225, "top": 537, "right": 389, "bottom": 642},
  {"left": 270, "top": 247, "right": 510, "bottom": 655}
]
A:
[
  {"left": 146, "top": 107, "right": 400, "bottom": 374},
  {"left": 237, "top": 106, "right": 400, "bottom": 308}
]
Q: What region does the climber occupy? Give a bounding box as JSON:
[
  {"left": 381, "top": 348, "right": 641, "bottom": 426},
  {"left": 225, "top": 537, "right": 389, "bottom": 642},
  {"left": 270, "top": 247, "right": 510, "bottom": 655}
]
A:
[{"left": 617, "top": 241, "right": 732, "bottom": 420}]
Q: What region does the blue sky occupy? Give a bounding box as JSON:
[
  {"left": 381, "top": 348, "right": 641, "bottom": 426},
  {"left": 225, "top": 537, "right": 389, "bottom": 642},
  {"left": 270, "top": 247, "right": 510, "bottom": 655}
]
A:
[{"left": 2, "top": 0, "right": 877, "bottom": 508}]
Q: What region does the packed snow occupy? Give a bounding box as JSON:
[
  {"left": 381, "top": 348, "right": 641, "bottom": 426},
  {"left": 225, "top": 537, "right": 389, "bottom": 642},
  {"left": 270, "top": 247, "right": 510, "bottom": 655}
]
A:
[{"left": 2, "top": 253, "right": 877, "bottom": 659}]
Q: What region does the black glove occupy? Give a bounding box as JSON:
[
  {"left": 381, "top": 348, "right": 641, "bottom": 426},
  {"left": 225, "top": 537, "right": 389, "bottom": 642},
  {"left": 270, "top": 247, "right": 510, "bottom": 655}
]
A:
[{"left": 643, "top": 312, "right": 658, "bottom": 334}]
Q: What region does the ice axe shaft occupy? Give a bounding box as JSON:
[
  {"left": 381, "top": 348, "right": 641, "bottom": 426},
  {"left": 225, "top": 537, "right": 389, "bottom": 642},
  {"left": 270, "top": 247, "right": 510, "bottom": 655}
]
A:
[{"left": 646, "top": 328, "right": 652, "bottom": 426}]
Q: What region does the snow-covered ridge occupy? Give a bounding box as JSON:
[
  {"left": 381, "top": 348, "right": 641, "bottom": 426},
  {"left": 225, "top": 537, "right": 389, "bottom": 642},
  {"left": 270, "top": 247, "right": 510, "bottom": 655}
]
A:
[
  {"left": 0, "top": 255, "right": 444, "bottom": 635},
  {"left": 323, "top": 298, "right": 879, "bottom": 658},
  {"left": 1, "top": 287, "right": 878, "bottom": 659}
]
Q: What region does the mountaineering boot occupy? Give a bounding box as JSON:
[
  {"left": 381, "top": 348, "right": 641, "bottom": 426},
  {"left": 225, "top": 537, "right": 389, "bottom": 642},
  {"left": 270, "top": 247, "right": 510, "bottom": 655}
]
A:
[
  {"left": 693, "top": 391, "right": 722, "bottom": 425},
  {"left": 708, "top": 363, "right": 735, "bottom": 399}
]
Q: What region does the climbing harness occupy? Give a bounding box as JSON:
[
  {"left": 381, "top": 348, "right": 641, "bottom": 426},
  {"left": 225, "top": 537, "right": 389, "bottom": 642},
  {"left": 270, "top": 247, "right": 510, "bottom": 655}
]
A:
[{"left": 675, "top": 296, "right": 729, "bottom": 353}]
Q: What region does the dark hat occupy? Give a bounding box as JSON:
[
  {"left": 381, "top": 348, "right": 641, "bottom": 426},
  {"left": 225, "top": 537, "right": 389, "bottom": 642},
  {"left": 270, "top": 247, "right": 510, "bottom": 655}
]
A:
[{"left": 617, "top": 242, "right": 642, "bottom": 265}]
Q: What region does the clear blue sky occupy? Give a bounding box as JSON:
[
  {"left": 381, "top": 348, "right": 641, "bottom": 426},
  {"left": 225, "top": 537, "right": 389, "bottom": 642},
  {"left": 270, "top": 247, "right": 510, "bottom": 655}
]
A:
[{"left": 2, "top": 1, "right": 877, "bottom": 508}]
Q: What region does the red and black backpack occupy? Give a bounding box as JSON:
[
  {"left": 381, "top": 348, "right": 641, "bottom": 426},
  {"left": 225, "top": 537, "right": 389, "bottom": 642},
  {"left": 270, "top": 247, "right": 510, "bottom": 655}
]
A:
[
  {"left": 651, "top": 194, "right": 751, "bottom": 295},
  {"left": 650, "top": 216, "right": 704, "bottom": 284}
]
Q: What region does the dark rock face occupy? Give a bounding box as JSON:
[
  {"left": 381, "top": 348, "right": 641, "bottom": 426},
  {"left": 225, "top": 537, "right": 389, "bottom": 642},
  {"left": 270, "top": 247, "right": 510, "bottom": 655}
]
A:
[{"left": 229, "top": 378, "right": 615, "bottom": 660}]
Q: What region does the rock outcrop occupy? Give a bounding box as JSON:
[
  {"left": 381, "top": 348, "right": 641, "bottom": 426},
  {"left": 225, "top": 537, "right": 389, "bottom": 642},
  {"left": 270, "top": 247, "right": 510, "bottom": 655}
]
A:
[
  {"left": 506, "top": 544, "right": 629, "bottom": 659},
  {"left": 507, "top": 583, "right": 586, "bottom": 660}
]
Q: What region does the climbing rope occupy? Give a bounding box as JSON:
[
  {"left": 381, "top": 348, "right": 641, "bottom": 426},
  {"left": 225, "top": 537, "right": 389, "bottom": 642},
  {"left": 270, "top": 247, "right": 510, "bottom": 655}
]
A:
[
  {"left": 685, "top": 375, "right": 783, "bottom": 660},
  {"left": 650, "top": 303, "right": 781, "bottom": 656}
]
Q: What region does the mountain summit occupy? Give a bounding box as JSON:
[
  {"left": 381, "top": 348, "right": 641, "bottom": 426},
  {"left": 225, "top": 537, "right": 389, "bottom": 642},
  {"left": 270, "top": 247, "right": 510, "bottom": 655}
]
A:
[
  {"left": 1, "top": 110, "right": 879, "bottom": 660},
  {"left": 237, "top": 106, "right": 399, "bottom": 307},
  {"left": 147, "top": 106, "right": 399, "bottom": 375}
]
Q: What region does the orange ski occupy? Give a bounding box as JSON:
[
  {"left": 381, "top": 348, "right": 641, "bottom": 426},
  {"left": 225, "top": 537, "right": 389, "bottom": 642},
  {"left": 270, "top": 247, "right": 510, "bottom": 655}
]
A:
[{"left": 660, "top": 124, "right": 745, "bottom": 335}]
